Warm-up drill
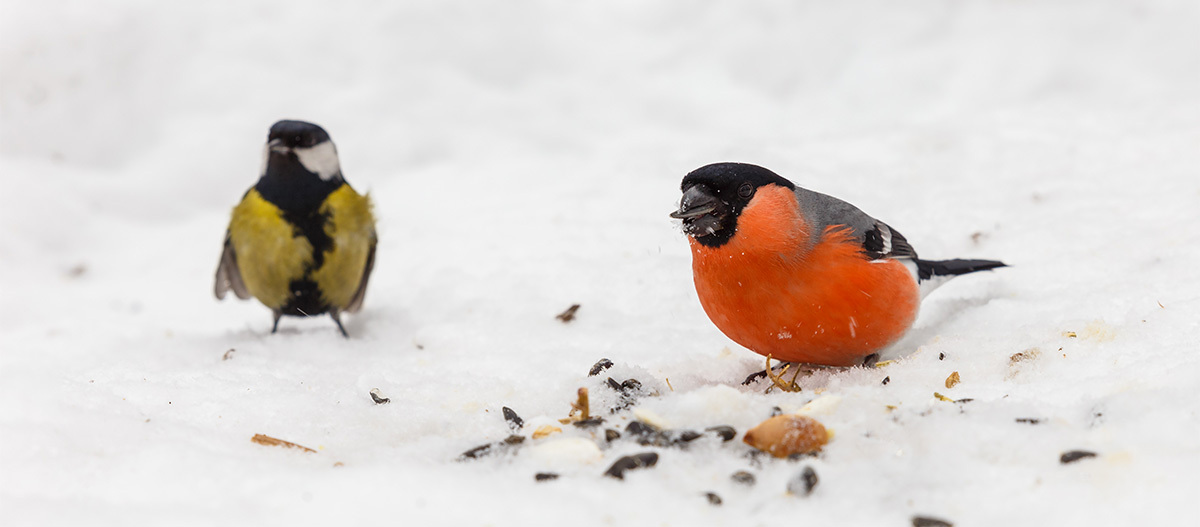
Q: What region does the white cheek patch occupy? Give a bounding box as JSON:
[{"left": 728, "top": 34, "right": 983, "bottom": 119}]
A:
[
  {"left": 293, "top": 141, "right": 341, "bottom": 180},
  {"left": 259, "top": 144, "right": 270, "bottom": 176}
]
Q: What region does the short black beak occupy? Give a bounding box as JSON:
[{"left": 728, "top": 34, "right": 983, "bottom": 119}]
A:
[{"left": 670, "top": 184, "right": 719, "bottom": 219}]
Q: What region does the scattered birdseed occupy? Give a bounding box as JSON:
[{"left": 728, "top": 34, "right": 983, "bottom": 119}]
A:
[
  {"left": 945, "top": 372, "right": 961, "bottom": 389},
  {"left": 786, "top": 466, "right": 818, "bottom": 495},
  {"left": 534, "top": 472, "right": 559, "bottom": 482},
  {"left": 882, "top": 376, "right": 890, "bottom": 385},
  {"left": 705, "top": 425, "right": 737, "bottom": 442},
  {"left": 502, "top": 406, "right": 524, "bottom": 430},
  {"left": 369, "top": 388, "right": 390, "bottom": 405},
  {"left": 743, "top": 414, "right": 829, "bottom": 458},
  {"left": 604, "top": 452, "right": 659, "bottom": 479},
  {"left": 704, "top": 492, "right": 722, "bottom": 505},
  {"left": 589, "top": 358, "right": 614, "bottom": 376},
  {"left": 1060, "top": 450, "right": 1097, "bottom": 464},
  {"left": 730, "top": 471, "right": 756, "bottom": 486},
  {"left": 1015, "top": 418, "right": 1042, "bottom": 425},
  {"left": 458, "top": 435, "right": 525, "bottom": 460},
  {"left": 912, "top": 516, "right": 953, "bottom": 527}
]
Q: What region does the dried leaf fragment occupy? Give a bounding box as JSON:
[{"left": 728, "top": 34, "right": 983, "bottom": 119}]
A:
[
  {"left": 945, "top": 371, "right": 961, "bottom": 389},
  {"left": 556, "top": 304, "right": 581, "bottom": 323},
  {"left": 532, "top": 425, "right": 562, "bottom": 439},
  {"left": 743, "top": 414, "right": 829, "bottom": 458},
  {"left": 251, "top": 433, "right": 316, "bottom": 453}
]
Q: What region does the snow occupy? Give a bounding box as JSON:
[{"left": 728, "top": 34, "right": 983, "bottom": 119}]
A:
[{"left": 2, "top": 0, "right": 1199, "bottom": 525}]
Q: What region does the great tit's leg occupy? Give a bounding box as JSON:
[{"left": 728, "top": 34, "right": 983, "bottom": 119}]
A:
[
  {"left": 329, "top": 310, "right": 349, "bottom": 339},
  {"left": 271, "top": 310, "right": 282, "bottom": 334}
]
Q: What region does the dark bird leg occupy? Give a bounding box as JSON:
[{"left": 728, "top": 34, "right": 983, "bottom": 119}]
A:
[
  {"left": 271, "top": 310, "right": 282, "bottom": 333},
  {"left": 329, "top": 309, "right": 349, "bottom": 338}
]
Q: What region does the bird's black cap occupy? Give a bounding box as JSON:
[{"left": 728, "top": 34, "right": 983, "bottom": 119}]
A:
[
  {"left": 268, "top": 120, "right": 331, "bottom": 148},
  {"left": 680, "top": 162, "right": 795, "bottom": 194}
]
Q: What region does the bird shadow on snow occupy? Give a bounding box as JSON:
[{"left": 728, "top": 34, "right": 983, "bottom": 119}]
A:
[
  {"left": 882, "top": 293, "right": 999, "bottom": 361},
  {"left": 723, "top": 292, "right": 999, "bottom": 392}
]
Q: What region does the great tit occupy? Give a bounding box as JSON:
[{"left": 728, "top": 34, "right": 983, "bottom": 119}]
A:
[{"left": 215, "top": 120, "right": 377, "bottom": 337}]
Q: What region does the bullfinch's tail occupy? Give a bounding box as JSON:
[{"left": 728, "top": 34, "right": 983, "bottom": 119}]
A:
[
  {"left": 913, "top": 258, "right": 1007, "bottom": 299},
  {"left": 916, "top": 258, "right": 1007, "bottom": 280}
]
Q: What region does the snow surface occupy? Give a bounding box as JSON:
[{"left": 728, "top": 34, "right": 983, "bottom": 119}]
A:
[{"left": 2, "top": 0, "right": 1199, "bottom": 525}]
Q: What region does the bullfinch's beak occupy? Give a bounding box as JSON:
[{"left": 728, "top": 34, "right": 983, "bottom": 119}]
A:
[{"left": 670, "top": 184, "right": 719, "bottom": 220}]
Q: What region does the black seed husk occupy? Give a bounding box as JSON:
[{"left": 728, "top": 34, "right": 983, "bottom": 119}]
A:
[
  {"left": 912, "top": 516, "right": 953, "bottom": 527},
  {"left": 704, "top": 492, "right": 722, "bottom": 505},
  {"left": 730, "top": 471, "right": 756, "bottom": 486},
  {"left": 604, "top": 429, "right": 621, "bottom": 442},
  {"left": 604, "top": 452, "right": 659, "bottom": 479},
  {"left": 787, "top": 466, "right": 819, "bottom": 495},
  {"left": 572, "top": 417, "right": 605, "bottom": 428},
  {"left": 457, "top": 435, "right": 525, "bottom": 461},
  {"left": 882, "top": 376, "right": 890, "bottom": 385},
  {"left": 705, "top": 425, "right": 737, "bottom": 442},
  {"left": 589, "top": 358, "right": 613, "bottom": 376},
  {"left": 369, "top": 389, "right": 390, "bottom": 404},
  {"left": 534, "top": 472, "right": 559, "bottom": 482},
  {"left": 1015, "top": 417, "right": 1041, "bottom": 425},
  {"left": 502, "top": 406, "right": 524, "bottom": 430},
  {"left": 1060, "top": 450, "right": 1097, "bottom": 464}
]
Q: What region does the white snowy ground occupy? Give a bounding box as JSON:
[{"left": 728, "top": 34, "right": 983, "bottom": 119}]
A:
[{"left": 2, "top": 0, "right": 1198, "bottom": 525}]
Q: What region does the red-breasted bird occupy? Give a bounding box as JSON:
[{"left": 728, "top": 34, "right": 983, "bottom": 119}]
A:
[
  {"left": 215, "top": 120, "right": 376, "bottom": 337},
  {"left": 671, "top": 162, "right": 1004, "bottom": 367}
]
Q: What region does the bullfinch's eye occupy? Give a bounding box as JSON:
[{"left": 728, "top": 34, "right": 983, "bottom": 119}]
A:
[{"left": 738, "top": 183, "right": 754, "bottom": 199}]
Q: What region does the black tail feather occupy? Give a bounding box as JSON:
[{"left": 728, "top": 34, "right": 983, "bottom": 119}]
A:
[{"left": 916, "top": 258, "right": 1007, "bottom": 281}]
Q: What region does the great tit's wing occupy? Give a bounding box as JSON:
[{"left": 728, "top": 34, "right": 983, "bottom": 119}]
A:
[
  {"left": 215, "top": 232, "right": 251, "bottom": 300},
  {"left": 343, "top": 232, "right": 376, "bottom": 313},
  {"left": 794, "top": 187, "right": 918, "bottom": 261}
]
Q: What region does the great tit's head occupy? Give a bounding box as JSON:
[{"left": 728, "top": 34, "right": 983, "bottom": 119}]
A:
[
  {"left": 262, "top": 120, "right": 341, "bottom": 181},
  {"left": 671, "top": 162, "right": 796, "bottom": 248}
]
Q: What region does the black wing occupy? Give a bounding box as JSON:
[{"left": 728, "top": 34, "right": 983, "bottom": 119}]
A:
[
  {"left": 861, "top": 221, "right": 918, "bottom": 261},
  {"left": 342, "top": 233, "right": 376, "bottom": 313},
  {"left": 214, "top": 233, "right": 251, "bottom": 300}
]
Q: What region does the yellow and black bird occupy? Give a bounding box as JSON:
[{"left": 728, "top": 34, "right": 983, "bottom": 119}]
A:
[{"left": 215, "top": 120, "right": 376, "bottom": 337}]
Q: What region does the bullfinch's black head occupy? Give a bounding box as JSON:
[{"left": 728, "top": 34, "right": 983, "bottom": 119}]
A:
[
  {"left": 671, "top": 162, "right": 796, "bottom": 248},
  {"left": 256, "top": 120, "right": 345, "bottom": 212}
]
